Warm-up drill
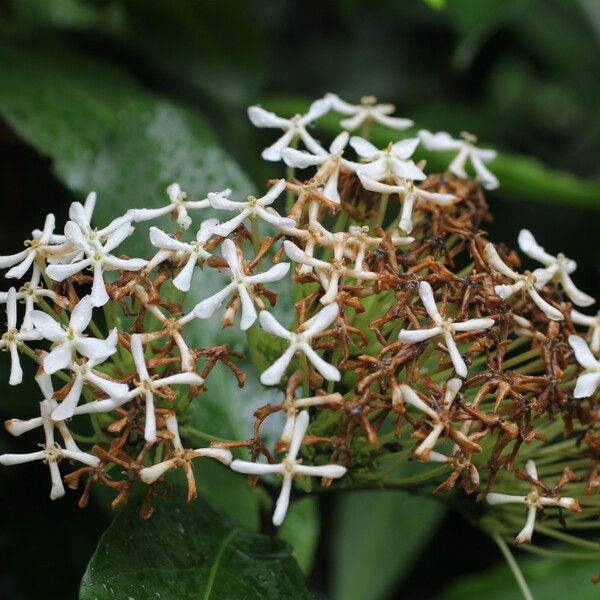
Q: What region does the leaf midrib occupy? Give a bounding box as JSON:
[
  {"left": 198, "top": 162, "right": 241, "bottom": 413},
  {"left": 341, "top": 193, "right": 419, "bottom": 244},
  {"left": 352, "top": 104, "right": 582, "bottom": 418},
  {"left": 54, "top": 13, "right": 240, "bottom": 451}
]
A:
[{"left": 203, "top": 527, "right": 239, "bottom": 600}]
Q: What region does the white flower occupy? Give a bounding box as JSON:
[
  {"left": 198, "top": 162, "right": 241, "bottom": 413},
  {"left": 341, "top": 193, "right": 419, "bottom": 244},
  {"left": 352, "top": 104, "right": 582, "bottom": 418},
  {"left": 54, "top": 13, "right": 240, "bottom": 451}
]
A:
[
  {"left": 248, "top": 99, "right": 330, "bottom": 161},
  {"left": 486, "top": 459, "right": 580, "bottom": 544},
  {"left": 394, "top": 379, "right": 477, "bottom": 460},
  {"left": 279, "top": 391, "right": 343, "bottom": 449},
  {"left": 208, "top": 180, "right": 295, "bottom": 237},
  {"left": 568, "top": 335, "right": 600, "bottom": 398},
  {"left": 46, "top": 208, "right": 147, "bottom": 307},
  {"left": 0, "top": 213, "right": 59, "bottom": 279},
  {"left": 5, "top": 369, "right": 114, "bottom": 437},
  {"left": 139, "top": 413, "right": 232, "bottom": 488},
  {"left": 30, "top": 295, "right": 117, "bottom": 374},
  {"left": 518, "top": 229, "right": 594, "bottom": 307},
  {"left": 119, "top": 334, "right": 204, "bottom": 442},
  {"left": 284, "top": 237, "right": 377, "bottom": 305},
  {"left": 418, "top": 129, "right": 499, "bottom": 190},
  {"left": 51, "top": 330, "right": 129, "bottom": 421},
  {"left": 351, "top": 136, "right": 426, "bottom": 182},
  {"left": 192, "top": 239, "right": 290, "bottom": 330},
  {"left": 356, "top": 174, "right": 457, "bottom": 234},
  {"left": 0, "top": 288, "right": 42, "bottom": 385},
  {"left": 484, "top": 243, "right": 564, "bottom": 321},
  {"left": 0, "top": 398, "right": 100, "bottom": 500},
  {"left": 129, "top": 183, "right": 212, "bottom": 230},
  {"left": 326, "top": 93, "right": 413, "bottom": 131},
  {"left": 0, "top": 265, "right": 69, "bottom": 331},
  {"left": 571, "top": 309, "right": 600, "bottom": 353},
  {"left": 148, "top": 219, "right": 219, "bottom": 291},
  {"left": 230, "top": 410, "right": 346, "bottom": 526},
  {"left": 398, "top": 281, "right": 494, "bottom": 377},
  {"left": 259, "top": 304, "right": 341, "bottom": 385},
  {"left": 282, "top": 132, "right": 358, "bottom": 202},
  {"left": 346, "top": 225, "right": 414, "bottom": 271}
]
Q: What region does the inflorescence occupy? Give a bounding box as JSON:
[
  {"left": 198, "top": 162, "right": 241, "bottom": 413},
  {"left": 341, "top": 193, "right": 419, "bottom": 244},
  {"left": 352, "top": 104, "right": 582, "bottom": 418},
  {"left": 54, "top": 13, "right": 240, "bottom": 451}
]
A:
[{"left": 1, "top": 95, "right": 599, "bottom": 564}]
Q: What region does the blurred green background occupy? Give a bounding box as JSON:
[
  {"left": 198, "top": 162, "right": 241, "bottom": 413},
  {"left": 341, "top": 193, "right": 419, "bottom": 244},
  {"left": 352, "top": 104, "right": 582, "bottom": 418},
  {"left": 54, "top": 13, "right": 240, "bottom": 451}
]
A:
[{"left": 0, "top": 0, "right": 599, "bottom": 598}]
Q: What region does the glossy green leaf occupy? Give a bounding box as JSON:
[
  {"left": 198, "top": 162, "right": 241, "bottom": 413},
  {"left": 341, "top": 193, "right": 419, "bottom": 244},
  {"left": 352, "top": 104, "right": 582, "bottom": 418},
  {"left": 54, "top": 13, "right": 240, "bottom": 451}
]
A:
[
  {"left": 439, "top": 554, "right": 600, "bottom": 600},
  {"left": 262, "top": 96, "right": 600, "bottom": 210},
  {"left": 330, "top": 490, "right": 444, "bottom": 600},
  {"left": 80, "top": 492, "right": 312, "bottom": 600}
]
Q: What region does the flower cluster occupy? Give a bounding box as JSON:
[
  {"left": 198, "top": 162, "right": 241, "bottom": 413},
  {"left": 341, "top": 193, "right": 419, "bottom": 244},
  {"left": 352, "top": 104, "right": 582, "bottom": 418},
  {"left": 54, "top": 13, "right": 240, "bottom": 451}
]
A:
[{"left": 1, "top": 94, "right": 599, "bottom": 560}]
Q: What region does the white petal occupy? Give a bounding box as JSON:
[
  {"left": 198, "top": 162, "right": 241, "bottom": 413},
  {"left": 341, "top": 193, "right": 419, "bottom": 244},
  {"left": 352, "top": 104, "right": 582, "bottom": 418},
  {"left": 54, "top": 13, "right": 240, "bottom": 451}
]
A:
[
  {"left": 568, "top": 335, "right": 600, "bottom": 370},
  {"left": 247, "top": 106, "right": 289, "bottom": 128},
  {"left": 76, "top": 337, "right": 117, "bottom": 361},
  {"left": 43, "top": 343, "right": 72, "bottom": 374},
  {"left": 453, "top": 318, "right": 495, "bottom": 332},
  {"left": 301, "top": 344, "right": 340, "bottom": 381},
  {"left": 52, "top": 375, "right": 84, "bottom": 420},
  {"left": 574, "top": 372, "right": 600, "bottom": 398},
  {"left": 483, "top": 244, "right": 519, "bottom": 280},
  {"left": 262, "top": 129, "right": 295, "bottom": 162},
  {"left": 272, "top": 474, "right": 293, "bottom": 526},
  {"left": 260, "top": 345, "right": 296, "bottom": 386},
  {"left": 282, "top": 147, "right": 324, "bottom": 169},
  {"left": 238, "top": 285, "right": 258, "bottom": 331},
  {"left": 302, "top": 303, "right": 339, "bottom": 338},
  {"left": 155, "top": 373, "right": 204, "bottom": 387},
  {"left": 391, "top": 138, "right": 419, "bottom": 160},
  {"left": 130, "top": 333, "right": 149, "bottom": 380},
  {"left": 192, "top": 283, "right": 236, "bottom": 319},
  {"left": 349, "top": 136, "right": 381, "bottom": 159},
  {"left": 8, "top": 344, "right": 23, "bottom": 386},
  {"left": 444, "top": 331, "right": 467, "bottom": 378},
  {"left": 245, "top": 262, "right": 290, "bottom": 285},
  {"left": 398, "top": 327, "right": 441, "bottom": 343},
  {"left": 149, "top": 227, "right": 189, "bottom": 252},
  {"left": 172, "top": 254, "right": 197, "bottom": 292},
  {"left": 230, "top": 459, "right": 283, "bottom": 475},
  {"left": 517, "top": 229, "right": 555, "bottom": 266},
  {"left": 258, "top": 310, "right": 293, "bottom": 341},
  {"left": 45, "top": 259, "right": 92, "bottom": 282},
  {"left": 560, "top": 271, "right": 595, "bottom": 307}
]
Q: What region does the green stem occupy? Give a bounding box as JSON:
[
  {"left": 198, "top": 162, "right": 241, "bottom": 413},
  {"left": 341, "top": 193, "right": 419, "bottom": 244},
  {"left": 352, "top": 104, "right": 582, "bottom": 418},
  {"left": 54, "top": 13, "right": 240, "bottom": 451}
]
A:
[
  {"left": 374, "top": 193, "right": 389, "bottom": 228},
  {"left": 493, "top": 533, "right": 534, "bottom": 600}
]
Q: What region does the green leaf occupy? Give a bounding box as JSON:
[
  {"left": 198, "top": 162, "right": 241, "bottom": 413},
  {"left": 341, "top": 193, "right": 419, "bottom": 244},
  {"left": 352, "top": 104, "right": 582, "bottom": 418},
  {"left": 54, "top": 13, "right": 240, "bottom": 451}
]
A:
[
  {"left": 80, "top": 492, "right": 312, "bottom": 600},
  {"left": 423, "top": 0, "right": 447, "bottom": 9},
  {"left": 262, "top": 96, "right": 600, "bottom": 210},
  {"left": 439, "top": 554, "right": 600, "bottom": 600},
  {"left": 330, "top": 490, "right": 444, "bottom": 600}
]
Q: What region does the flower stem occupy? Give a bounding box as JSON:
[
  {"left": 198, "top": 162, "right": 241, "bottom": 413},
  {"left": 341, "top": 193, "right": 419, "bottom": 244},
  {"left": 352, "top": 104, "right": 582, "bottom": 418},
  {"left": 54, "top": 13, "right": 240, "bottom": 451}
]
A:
[{"left": 493, "top": 532, "right": 534, "bottom": 600}]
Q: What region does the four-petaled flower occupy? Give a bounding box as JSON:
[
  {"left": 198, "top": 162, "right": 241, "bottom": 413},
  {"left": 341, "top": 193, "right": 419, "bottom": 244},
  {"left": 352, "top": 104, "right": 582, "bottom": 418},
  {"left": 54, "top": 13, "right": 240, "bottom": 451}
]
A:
[
  {"left": 351, "top": 136, "right": 426, "bottom": 183},
  {"left": 398, "top": 281, "right": 495, "bottom": 377},
  {"left": 230, "top": 410, "right": 347, "bottom": 525},
  {"left": 148, "top": 219, "right": 219, "bottom": 291},
  {"left": 139, "top": 412, "right": 232, "bottom": 500},
  {"left": 484, "top": 243, "right": 564, "bottom": 321},
  {"left": 51, "top": 331, "right": 129, "bottom": 421},
  {"left": 418, "top": 129, "right": 499, "bottom": 190},
  {"left": 119, "top": 334, "right": 204, "bottom": 442},
  {"left": 259, "top": 304, "right": 341, "bottom": 385},
  {"left": 46, "top": 202, "right": 147, "bottom": 306},
  {"left": 129, "top": 183, "right": 212, "bottom": 230},
  {"left": 0, "top": 213, "right": 59, "bottom": 279},
  {"left": 0, "top": 287, "right": 42, "bottom": 385},
  {"left": 0, "top": 398, "right": 100, "bottom": 499},
  {"left": 568, "top": 335, "right": 600, "bottom": 399},
  {"left": 30, "top": 295, "right": 117, "bottom": 375},
  {"left": 486, "top": 459, "right": 580, "bottom": 544},
  {"left": 282, "top": 132, "right": 357, "bottom": 202},
  {"left": 192, "top": 239, "right": 290, "bottom": 330},
  {"left": 518, "top": 229, "right": 594, "bottom": 307},
  {"left": 209, "top": 180, "right": 295, "bottom": 237},
  {"left": 326, "top": 94, "right": 413, "bottom": 131},
  {"left": 248, "top": 99, "right": 329, "bottom": 161},
  {"left": 284, "top": 237, "right": 377, "bottom": 305}
]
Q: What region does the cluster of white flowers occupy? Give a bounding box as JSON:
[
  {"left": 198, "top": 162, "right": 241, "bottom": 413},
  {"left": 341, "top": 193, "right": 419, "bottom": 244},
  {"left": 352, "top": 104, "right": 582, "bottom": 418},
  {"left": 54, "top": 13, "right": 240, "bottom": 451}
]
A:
[{"left": 0, "top": 92, "right": 596, "bottom": 533}]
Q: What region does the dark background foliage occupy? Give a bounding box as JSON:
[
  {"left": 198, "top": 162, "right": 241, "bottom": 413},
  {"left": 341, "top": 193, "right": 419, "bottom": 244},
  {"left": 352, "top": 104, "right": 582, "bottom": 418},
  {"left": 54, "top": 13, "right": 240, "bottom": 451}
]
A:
[{"left": 0, "top": 1, "right": 599, "bottom": 598}]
